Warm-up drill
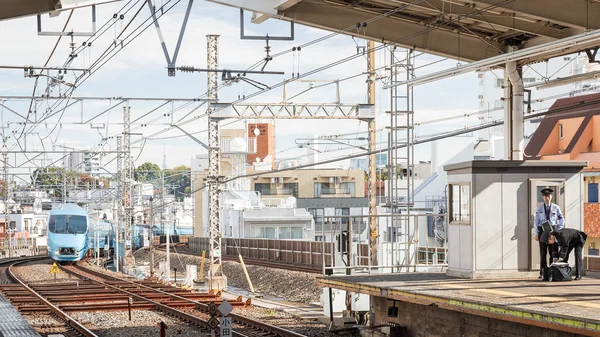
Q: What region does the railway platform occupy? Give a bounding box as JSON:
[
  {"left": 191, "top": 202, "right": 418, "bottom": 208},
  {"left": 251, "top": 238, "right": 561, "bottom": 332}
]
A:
[
  {"left": 318, "top": 271, "right": 600, "bottom": 336},
  {"left": 0, "top": 292, "right": 41, "bottom": 337}
]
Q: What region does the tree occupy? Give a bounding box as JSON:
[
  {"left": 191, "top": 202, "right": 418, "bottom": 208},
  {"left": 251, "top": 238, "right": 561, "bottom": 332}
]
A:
[
  {"left": 166, "top": 165, "right": 191, "bottom": 201},
  {"left": 31, "top": 167, "right": 76, "bottom": 197},
  {"left": 134, "top": 162, "right": 161, "bottom": 183}
]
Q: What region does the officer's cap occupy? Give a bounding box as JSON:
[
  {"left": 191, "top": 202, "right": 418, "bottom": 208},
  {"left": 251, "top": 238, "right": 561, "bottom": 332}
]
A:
[{"left": 541, "top": 188, "right": 554, "bottom": 196}]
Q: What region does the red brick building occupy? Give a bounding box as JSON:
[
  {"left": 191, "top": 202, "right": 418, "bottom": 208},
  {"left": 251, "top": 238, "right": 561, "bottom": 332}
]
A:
[{"left": 247, "top": 123, "right": 275, "bottom": 169}]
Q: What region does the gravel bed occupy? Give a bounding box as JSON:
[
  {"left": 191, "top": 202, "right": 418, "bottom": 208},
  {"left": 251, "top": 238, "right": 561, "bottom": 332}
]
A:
[
  {"left": 11, "top": 260, "right": 77, "bottom": 284},
  {"left": 70, "top": 310, "right": 210, "bottom": 337},
  {"left": 0, "top": 266, "right": 12, "bottom": 284},
  {"left": 133, "top": 248, "right": 322, "bottom": 304},
  {"left": 23, "top": 313, "right": 64, "bottom": 327},
  {"left": 212, "top": 307, "right": 353, "bottom": 337}
]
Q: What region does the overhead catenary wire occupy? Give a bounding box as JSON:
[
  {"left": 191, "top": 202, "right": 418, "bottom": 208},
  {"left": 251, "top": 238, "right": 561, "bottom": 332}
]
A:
[
  {"left": 18, "top": 0, "right": 494, "bottom": 150},
  {"left": 11, "top": 0, "right": 500, "bottom": 158}
]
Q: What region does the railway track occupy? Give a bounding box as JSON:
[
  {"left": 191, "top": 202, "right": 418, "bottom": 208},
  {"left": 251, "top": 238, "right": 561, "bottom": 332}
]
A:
[
  {"left": 156, "top": 243, "right": 322, "bottom": 274},
  {"left": 63, "top": 261, "right": 307, "bottom": 337},
  {"left": 0, "top": 256, "right": 98, "bottom": 337}
]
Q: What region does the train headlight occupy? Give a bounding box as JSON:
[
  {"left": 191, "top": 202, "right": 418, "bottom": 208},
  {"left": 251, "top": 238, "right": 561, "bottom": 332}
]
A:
[{"left": 53, "top": 250, "right": 59, "bottom": 256}]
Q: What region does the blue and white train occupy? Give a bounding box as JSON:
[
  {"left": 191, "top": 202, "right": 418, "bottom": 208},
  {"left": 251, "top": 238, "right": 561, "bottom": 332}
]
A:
[{"left": 47, "top": 204, "right": 89, "bottom": 262}]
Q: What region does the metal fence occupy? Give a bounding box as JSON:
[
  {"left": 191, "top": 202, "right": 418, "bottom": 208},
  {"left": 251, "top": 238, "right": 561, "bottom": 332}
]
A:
[
  {"left": 320, "top": 213, "right": 448, "bottom": 274},
  {"left": 188, "top": 237, "right": 335, "bottom": 270},
  {"left": 0, "top": 238, "right": 40, "bottom": 258}
]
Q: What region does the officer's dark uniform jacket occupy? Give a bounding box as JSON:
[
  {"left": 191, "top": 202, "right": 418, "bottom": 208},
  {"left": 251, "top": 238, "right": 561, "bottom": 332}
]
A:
[{"left": 553, "top": 228, "right": 588, "bottom": 261}]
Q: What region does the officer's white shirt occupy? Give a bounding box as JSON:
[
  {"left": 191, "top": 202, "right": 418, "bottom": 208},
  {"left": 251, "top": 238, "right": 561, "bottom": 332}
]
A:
[{"left": 533, "top": 202, "right": 564, "bottom": 237}]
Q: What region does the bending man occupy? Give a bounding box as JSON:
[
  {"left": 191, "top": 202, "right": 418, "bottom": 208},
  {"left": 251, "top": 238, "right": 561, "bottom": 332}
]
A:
[{"left": 548, "top": 228, "right": 587, "bottom": 280}]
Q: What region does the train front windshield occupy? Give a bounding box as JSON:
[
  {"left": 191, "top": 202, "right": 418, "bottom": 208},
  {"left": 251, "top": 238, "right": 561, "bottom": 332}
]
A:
[{"left": 49, "top": 215, "right": 87, "bottom": 234}]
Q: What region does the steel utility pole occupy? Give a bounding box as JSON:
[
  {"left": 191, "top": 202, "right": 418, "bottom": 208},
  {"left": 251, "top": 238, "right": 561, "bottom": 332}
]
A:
[
  {"left": 2, "top": 140, "right": 11, "bottom": 258},
  {"left": 123, "top": 104, "right": 133, "bottom": 267},
  {"left": 149, "top": 196, "right": 155, "bottom": 277},
  {"left": 206, "top": 34, "right": 226, "bottom": 290},
  {"left": 367, "top": 40, "right": 378, "bottom": 268},
  {"left": 116, "top": 135, "right": 123, "bottom": 272}
]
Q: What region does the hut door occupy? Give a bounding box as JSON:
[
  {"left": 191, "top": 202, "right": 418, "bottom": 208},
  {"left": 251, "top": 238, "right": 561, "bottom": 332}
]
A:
[{"left": 529, "top": 179, "right": 565, "bottom": 271}]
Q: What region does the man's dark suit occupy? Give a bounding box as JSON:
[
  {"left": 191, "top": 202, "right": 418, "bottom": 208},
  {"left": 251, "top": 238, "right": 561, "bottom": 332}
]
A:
[{"left": 552, "top": 228, "right": 588, "bottom": 279}]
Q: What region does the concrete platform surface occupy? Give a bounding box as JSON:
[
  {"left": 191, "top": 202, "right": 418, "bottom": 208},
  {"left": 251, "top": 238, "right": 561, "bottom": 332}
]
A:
[
  {"left": 0, "top": 293, "right": 41, "bottom": 337},
  {"left": 318, "top": 271, "right": 600, "bottom": 336}
]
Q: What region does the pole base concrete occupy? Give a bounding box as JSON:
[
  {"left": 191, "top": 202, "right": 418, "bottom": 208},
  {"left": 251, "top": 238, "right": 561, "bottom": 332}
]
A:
[{"left": 209, "top": 275, "right": 228, "bottom": 292}]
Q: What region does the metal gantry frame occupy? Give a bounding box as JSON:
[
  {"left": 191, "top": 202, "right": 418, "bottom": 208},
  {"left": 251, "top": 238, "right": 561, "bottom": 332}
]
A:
[{"left": 387, "top": 46, "right": 415, "bottom": 271}]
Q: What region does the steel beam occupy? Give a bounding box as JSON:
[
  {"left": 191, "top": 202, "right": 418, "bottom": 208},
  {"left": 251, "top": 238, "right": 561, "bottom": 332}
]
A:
[
  {"left": 0, "top": 96, "right": 211, "bottom": 102},
  {"left": 384, "top": 28, "right": 600, "bottom": 89},
  {"left": 351, "top": 0, "right": 574, "bottom": 39},
  {"left": 210, "top": 103, "right": 375, "bottom": 119},
  {"left": 469, "top": 0, "right": 600, "bottom": 30}
]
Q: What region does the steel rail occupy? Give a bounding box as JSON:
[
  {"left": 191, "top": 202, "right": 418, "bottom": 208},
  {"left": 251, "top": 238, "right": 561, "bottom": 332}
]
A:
[
  {"left": 68, "top": 262, "right": 306, "bottom": 337},
  {"left": 4, "top": 257, "right": 98, "bottom": 337},
  {"left": 59, "top": 264, "right": 244, "bottom": 336}
]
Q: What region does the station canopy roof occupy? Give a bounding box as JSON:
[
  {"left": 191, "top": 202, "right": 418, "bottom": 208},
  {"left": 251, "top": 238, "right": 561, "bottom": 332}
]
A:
[
  {"left": 0, "top": 0, "right": 116, "bottom": 22},
  {"left": 209, "top": 0, "right": 600, "bottom": 63}
]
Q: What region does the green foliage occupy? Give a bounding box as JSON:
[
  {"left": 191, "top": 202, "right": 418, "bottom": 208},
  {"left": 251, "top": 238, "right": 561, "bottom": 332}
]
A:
[
  {"left": 31, "top": 167, "right": 76, "bottom": 197},
  {"left": 134, "top": 162, "right": 161, "bottom": 182},
  {"left": 166, "top": 165, "right": 191, "bottom": 201}
]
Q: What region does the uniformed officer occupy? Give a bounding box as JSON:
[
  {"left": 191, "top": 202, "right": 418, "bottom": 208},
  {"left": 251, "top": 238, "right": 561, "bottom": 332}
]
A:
[
  {"left": 548, "top": 228, "right": 587, "bottom": 280},
  {"left": 533, "top": 188, "right": 564, "bottom": 279}
]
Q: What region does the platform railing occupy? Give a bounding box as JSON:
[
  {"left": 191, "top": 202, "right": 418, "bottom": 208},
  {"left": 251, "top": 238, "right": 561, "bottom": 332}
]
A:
[{"left": 321, "top": 213, "right": 448, "bottom": 275}]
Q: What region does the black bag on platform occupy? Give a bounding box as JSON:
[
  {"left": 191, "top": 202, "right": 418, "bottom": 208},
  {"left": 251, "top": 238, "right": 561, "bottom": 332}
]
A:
[{"left": 546, "top": 263, "right": 572, "bottom": 282}]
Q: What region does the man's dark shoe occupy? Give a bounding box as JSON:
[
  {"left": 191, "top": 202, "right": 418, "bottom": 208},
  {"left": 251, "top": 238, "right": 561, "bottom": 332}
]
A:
[{"left": 575, "top": 275, "right": 582, "bottom": 281}]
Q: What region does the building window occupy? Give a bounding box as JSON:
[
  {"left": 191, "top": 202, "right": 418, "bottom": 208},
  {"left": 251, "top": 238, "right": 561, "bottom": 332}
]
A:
[
  {"left": 340, "top": 182, "right": 355, "bottom": 196},
  {"left": 314, "top": 183, "right": 323, "bottom": 197},
  {"left": 254, "top": 183, "right": 269, "bottom": 195},
  {"left": 449, "top": 184, "right": 470, "bottom": 224},
  {"left": 564, "top": 57, "right": 571, "bottom": 61},
  {"left": 308, "top": 208, "right": 324, "bottom": 227},
  {"left": 279, "top": 227, "right": 303, "bottom": 239},
  {"left": 252, "top": 226, "right": 276, "bottom": 239},
  {"left": 495, "top": 78, "right": 503, "bottom": 87},
  {"left": 523, "top": 77, "right": 536, "bottom": 83},
  {"left": 559, "top": 124, "right": 563, "bottom": 139},
  {"left": 335, "top": 208, "right": 350, "bottom": 226},
  {"left": 494, "top": 100, "right": 504, "bottom": 109},
  {"left": 589, "top": 183, "right": 599, "bottom": 203},
  {"left": 282, "top": 183, "right": 299, "bottom": 197}
]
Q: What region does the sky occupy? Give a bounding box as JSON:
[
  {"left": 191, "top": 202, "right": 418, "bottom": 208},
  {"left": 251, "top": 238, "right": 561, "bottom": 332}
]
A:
[{"left": 0, "top": 0, "right": 511, "bottom": 182}]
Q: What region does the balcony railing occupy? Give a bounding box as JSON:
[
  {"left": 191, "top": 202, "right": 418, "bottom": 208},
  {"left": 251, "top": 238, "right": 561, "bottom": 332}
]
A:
[
  {"left": 320, "top": 188, "right": 351, "bottom": 195},
  {"left": 257, "top": 188, "right": 295, "bottom": 196}
]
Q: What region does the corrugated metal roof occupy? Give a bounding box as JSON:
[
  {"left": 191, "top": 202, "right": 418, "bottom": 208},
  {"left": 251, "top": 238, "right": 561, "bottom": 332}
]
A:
[{"left": 0, "top": 293, "right": 41, "bottom": 337}]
